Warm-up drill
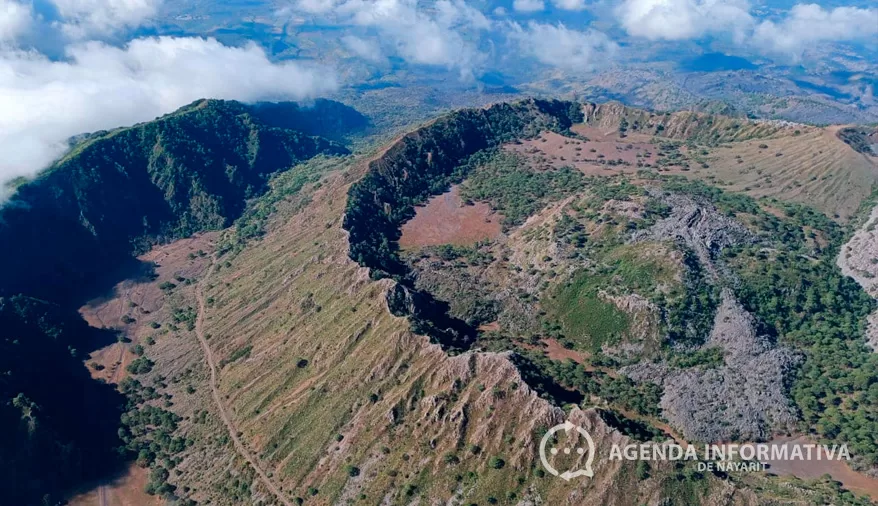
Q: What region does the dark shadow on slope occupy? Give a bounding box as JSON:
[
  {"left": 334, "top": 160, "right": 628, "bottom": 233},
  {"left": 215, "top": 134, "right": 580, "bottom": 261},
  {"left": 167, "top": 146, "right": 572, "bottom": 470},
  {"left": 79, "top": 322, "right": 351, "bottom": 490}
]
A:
[
  {"left": 385, "top": 283, "right": 477, "bottom": 352},
  {"left": 250, "top": 99, "right": 370, "bottom": 143},
  {"left": 509, "top": 353, "right": 584, "bottom": 406},
  {"left": 597, "top": 409, "right": 665, "bottom": 442},
  {"left": 0, "top": 296, "right": 126, "bottom": 506}
]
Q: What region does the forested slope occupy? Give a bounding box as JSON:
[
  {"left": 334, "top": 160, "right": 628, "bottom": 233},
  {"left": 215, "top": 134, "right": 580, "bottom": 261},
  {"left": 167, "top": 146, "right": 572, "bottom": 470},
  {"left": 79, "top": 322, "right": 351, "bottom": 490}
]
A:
[
  {"left": 0, "top": 99, "right": 350, "bottom": 304},
  {"left": 0, "top": 296, "right": 124, "bottom": 505}
]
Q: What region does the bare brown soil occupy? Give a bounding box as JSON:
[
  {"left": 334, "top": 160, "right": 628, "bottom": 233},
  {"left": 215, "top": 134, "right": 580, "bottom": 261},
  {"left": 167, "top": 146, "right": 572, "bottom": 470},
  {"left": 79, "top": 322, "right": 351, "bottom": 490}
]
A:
[
  {"left": 763, "top": 436, "right": 878, "bottom": 501},
  {"left": 508, "top": 121, "right": 877, "bottom": 223},
  {"left": 80, "top": 234, "right": 216, "bottom": 384},
  {"left": 517, "top": 338, "right": 611, "bottom": 375},
  {"left": 399, "top": 185, "right": 502, "bottom": 248},
  {"left": 477, "top": 321, "right": 500, "bottom": 331},
  {"left": 542, "top": 338, "right": 590, "bottom": 364},
  {"left": 506, "top": 128, "right": 666, "bottom": 176},
  {"left": 68, "top": 464, "right": 160, "bottom": 506},
  {"left": 72, "top": 234, "right": 217, "bottom": 505}
]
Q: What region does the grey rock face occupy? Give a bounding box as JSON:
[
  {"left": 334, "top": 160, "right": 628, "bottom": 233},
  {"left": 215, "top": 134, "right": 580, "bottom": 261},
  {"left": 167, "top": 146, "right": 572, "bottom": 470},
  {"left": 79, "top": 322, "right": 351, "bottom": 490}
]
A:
[
  {"left": 632, "top": 191, "right": 754, "bottom": 280},
  {"left": 837, "top": 204, "right": 878, "bottom": 352},
  {"left": 622, "top": 291, "right": 800, "bottom": 442}
]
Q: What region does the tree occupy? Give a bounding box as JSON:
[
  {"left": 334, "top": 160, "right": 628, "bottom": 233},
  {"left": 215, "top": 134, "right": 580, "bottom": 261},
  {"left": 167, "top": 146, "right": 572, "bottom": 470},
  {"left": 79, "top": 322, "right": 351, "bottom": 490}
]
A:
[{"left": 488, "top": 456, "right": 506, "bottom": 469}]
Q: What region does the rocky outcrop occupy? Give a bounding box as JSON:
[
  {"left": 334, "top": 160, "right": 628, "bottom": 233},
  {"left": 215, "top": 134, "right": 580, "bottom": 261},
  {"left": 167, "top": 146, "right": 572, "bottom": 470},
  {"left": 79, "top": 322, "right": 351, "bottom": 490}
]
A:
[
  {"left": 384, "top": 281, "right": 476, "bottom": 351},
  {"left": 837, "top": 204, "right": 878, "bottom": 351},
  {"left": 632, "top": 191, "right": 753, "bottom": 280},
  {"left": 622, "top": 291, "right": 800, "bottom": 442}
]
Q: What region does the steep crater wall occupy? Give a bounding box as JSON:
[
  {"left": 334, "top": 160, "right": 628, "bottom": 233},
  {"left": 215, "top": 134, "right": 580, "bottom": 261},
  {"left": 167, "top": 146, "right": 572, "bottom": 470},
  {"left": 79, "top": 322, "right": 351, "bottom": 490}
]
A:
[{"left": 343, "top": 98, "right": 583, "bottom": 351}]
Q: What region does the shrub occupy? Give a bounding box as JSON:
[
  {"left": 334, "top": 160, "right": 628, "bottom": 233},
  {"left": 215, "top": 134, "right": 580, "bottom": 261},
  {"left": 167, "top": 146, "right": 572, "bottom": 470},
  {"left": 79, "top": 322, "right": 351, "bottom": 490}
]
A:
[
  {"left": 127, "top": 357, "right": 155, "bottom": 375},
  {"left": 488, "top": 456, "right": 505, "bottom": 469}
]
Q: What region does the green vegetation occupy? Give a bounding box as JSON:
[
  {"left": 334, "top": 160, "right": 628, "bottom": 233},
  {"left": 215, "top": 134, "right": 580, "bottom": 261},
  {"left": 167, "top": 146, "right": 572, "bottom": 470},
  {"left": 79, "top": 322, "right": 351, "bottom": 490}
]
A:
[
  {"left": 127, "top": 357, "right": 155, "bottom": 375},
  {"left": 171, "top": 306, "right": 198, "bottom": 332},
  {"left": 662, "top": 248, "right": 720, "bottom": 347},
  {"left": 118, "top": 378, "right": 193, "bottom": 499},
  {"left": 427, "top": 243, "right": 495, "bottom": 265},
  {"left": 658, "top": 462, "right": 711, "bottom": 505},
  {"left": 549, "top": 271, "right": 631, "bottom": 350},
  {"left": 729, "top": 246, "right": 878, "bottom": 465},
  {"left": 223, "top": 154, "right": 350, "bottom": 253},
  {"left": 513, "top": 351, "right": 663, "bottom": 419},
  {"left": 546, "top": 242, "right": 683, "bottom": 351},
  {"left": 344, "top": 98, "right": 583, "bottom": 277},
  {"left": 220, "top": 345, "right": 253, "bottom": 368},
  {"left": 669, "top": 176, "right": 878, "bottom": 465},
  {"left": 487, "top": 456, "right": 506, "bottom": 469},
  {"left": 668, "top": 347, "right": 725, "bottom": 369},
  {"left": 0, "top": 99, "right": 348, "bottom": 304},
  {"left": 838, "top": 127, "right": 876, "bottom": 155},
  {"left": 460, "top": 151, "right": 586, "bottom": 227}
]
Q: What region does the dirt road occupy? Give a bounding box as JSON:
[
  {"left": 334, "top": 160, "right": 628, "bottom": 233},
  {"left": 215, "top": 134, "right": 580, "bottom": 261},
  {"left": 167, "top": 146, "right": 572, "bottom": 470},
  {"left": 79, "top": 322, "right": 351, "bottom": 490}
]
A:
[
  {"left": 97, "top": 484, "right": 108, "bottom": 506},
  {"left": 95, "top": 332, "right": 127, "bottom": 505},
  {"left": 194, "top": 262, "right": 294, "bottom": 506}
]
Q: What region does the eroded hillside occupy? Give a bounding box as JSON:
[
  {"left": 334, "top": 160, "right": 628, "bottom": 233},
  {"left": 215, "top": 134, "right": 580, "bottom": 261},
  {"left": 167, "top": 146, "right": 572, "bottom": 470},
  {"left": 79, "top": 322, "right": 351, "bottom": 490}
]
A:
[
  {"left": 96, "top": 135, "right": 870, "bottom": 505},
  {"left": 20, "top": 99, "right": 878, "bottom": 505}
]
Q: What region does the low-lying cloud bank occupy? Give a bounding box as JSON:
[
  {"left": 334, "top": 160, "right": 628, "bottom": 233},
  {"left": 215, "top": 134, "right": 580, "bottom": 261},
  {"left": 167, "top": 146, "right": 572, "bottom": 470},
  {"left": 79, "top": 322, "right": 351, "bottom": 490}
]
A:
[
  {"left": 508, "top": 22, "right": 617, "bottom": 71},
  {"left": 752, "top": 4, "right": 878, "bottom": 56},
  {"left": 293, "top": 0, "right": 492, "bottom": 78},
  {"left": 616, "top": 0, "right": 878, "bottom": 58},
  {"left": 0, "top": 37, "right": 336, "bottom": 185},
  {"left": 0, "top": 0, "right": 337, "bottom": 192}
]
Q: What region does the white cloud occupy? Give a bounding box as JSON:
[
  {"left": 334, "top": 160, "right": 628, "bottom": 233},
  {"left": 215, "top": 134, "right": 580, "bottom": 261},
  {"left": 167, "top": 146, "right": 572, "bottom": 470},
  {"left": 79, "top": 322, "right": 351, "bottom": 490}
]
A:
[
  {"left": 513, "top": 0, "right": 544, "bottom": 13},
  {"left": 293, "top": 0, "right": 491, "bottom": 77},
  {"left": 50, "top": 0, "right": 162, "bottom": 38},
  {"left": 0, "top": 36, "right": 337, "bottom": 184},
  {"left": 552, "top": 0, "right": 587, "bottom": 11},
  {"left": 753, "top": 4, "right": 878, "bottom": 58},
  {"left": 341, "top": 34, "right": 384, "bottom": 62},
  {"left": 0, "top": 0, "right": 33, "bottom": 41},
  {"left": 615, "top": 0, "right": 878, "bottom": 59},
  {"left": 616, "top": 0, "right": 752, "bottom": 41},
  {"left": 296, "top": 0, "right": 337, "bottom": 14},
  {"left": 508, "top": 21, "right": 616, "bottom": 71}
]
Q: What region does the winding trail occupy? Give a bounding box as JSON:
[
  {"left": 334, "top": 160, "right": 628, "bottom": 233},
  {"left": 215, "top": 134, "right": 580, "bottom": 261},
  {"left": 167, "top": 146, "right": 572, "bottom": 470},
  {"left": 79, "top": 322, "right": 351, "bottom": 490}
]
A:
[{"left": 194, "top": 262, "right": 293, "bottom": 506}]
